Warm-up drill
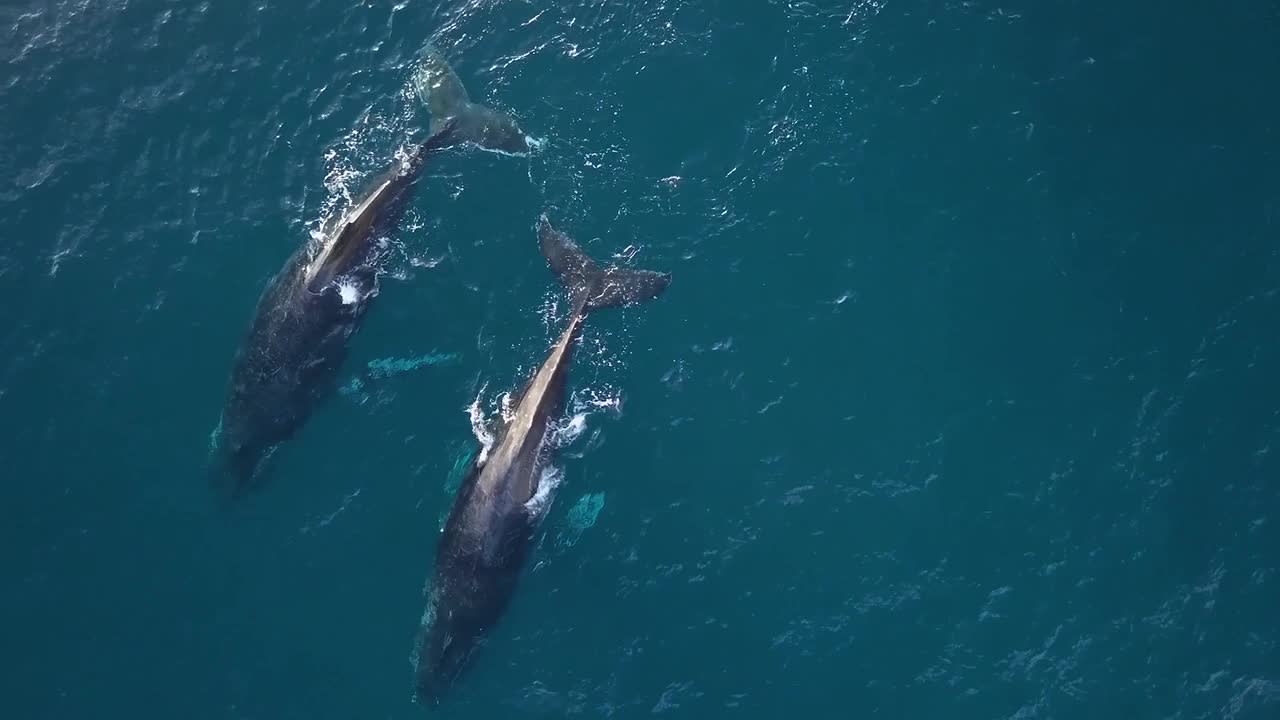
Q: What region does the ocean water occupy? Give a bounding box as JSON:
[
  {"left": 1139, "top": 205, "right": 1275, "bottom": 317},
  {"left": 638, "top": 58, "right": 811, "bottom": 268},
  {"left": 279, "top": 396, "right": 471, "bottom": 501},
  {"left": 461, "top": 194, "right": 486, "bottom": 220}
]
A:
[{"left": 3, "top": 0, "right": 1279, "bottom": 717}]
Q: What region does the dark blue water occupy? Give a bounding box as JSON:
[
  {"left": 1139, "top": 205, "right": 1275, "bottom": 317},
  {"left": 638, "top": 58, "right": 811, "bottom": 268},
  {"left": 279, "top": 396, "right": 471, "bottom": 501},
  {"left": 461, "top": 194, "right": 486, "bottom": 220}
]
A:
[{"left": 3, "top": 1, "right": 1279, "bottom": 717}]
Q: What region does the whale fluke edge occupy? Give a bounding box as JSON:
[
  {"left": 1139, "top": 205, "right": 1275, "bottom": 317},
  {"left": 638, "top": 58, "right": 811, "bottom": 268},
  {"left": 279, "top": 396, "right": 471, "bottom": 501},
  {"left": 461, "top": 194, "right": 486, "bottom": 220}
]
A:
[
  {"left": 414, "top": 44, "right": 533, "bottom": 156},
  {"left": 537, "top": 214, "right": 671, "bottom": 312}
]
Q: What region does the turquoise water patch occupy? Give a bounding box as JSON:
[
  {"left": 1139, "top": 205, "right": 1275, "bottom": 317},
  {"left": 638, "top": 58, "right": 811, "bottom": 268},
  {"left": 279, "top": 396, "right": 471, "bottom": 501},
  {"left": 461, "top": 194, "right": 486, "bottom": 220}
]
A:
[
  {"left": 338, "top": 376, "right": 365, "bottom": 397},
  {"left": 436, "top": 444, "right": 477, "bottom": 530},
  {"left": 207, "top": 417, "right": 223, "bottom": 453},
  {"left": 339, "top": 352, "right": 458, "bottom": 398},
  {"left": 558, "top": 492, "right": 606, "bottom": 548},
  {"left": 365, "top": 351, "right": 458, "bottom": 379},
  {"left": 445, "top": 444, "right": 475, "bottom": 497}
]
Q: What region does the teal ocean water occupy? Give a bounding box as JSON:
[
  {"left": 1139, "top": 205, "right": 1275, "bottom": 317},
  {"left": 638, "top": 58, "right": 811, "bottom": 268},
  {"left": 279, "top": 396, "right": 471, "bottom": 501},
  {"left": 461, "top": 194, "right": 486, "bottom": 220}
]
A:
[{"left": 3, "top": 1, "right": 1279, "bottom": 717}]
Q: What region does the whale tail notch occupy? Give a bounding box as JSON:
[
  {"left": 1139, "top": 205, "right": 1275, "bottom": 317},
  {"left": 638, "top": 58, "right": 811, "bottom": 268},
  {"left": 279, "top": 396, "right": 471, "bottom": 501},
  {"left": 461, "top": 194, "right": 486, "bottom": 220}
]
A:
[
  {"left": 537, "top": 214, "right": 671, "bottom": 313},
  {"left": 413, "top": 45, "right": 532, "bottom": 156}
]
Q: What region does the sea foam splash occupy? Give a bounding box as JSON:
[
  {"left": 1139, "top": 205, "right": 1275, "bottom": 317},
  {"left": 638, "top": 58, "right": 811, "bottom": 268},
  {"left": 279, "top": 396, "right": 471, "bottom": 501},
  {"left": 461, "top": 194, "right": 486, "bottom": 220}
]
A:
[
  {"left": 336, "top": 279, "right": 361, "bottom": 305},
  {"left": 524, "top": 464, "right": 563, "bottom": 518},
  {"left": 467, "top": 384, "right": 496, "bottom": 464}
]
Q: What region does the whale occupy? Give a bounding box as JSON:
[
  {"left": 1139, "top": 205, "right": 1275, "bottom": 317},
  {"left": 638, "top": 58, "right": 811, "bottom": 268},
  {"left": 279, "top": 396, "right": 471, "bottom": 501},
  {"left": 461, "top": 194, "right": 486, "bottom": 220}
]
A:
[
  {"left": 216, "top": 48, "right": 532, "bottom": 493},
  {"left": 413, "top": 215, "right": 671, "bottom": 704}
]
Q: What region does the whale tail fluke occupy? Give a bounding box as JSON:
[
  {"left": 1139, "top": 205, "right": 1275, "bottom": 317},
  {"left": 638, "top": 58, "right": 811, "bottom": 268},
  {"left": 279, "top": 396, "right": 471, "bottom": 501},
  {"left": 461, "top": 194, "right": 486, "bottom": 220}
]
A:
[
  {"left": 538, "top": 214, "right": 671, "bottom": 313},
  {"left": 413, "top": 45, "right": 532, "bottom": 156}
]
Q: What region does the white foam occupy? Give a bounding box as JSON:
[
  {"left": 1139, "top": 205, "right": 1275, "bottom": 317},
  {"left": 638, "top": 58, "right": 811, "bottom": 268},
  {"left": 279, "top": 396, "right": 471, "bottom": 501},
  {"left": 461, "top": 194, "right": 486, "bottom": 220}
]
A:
[
  {"left": 467, "top": 385, "right": 495, "bottom": 464},
  {"left": 469, "top": 137, "right": 539, "bottom": 159},
  {"left": 336, "top": 279, "right": 361, "bottom": 305},
  {"left": 553, "top": 413, "right": 589, "bottom": 448},
  {"left": 612, "top": 245, "right": 639, "bottom": 263},
  {"left": 549, "top": 388, "right": 623, "bottom": 451},
  {"left": 524, "top": 464, "right": 563, "bottom": 518},
  {"left": 409, "top": 254, "right": 444, "bottom": 269},
  {"left": 207, "top": 416, "right": 224, "bottom": 454},
  {"left": 48, "top": 248, "right": 71, "bottom": 277},
  {"left": 499, "top": 391, "right": 516, "bottom": 424},
  {"left": 574, "top": 387, "right": 623, "bottom": 414}
]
